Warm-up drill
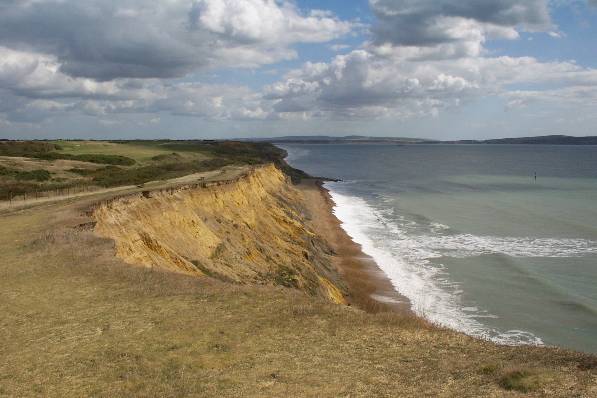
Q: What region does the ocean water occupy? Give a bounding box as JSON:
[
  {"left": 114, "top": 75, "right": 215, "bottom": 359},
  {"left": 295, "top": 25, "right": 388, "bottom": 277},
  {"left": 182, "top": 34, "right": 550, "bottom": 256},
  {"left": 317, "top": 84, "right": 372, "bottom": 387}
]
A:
[{"left": 282, "top": 144, "right": 597, "bottom": 353}]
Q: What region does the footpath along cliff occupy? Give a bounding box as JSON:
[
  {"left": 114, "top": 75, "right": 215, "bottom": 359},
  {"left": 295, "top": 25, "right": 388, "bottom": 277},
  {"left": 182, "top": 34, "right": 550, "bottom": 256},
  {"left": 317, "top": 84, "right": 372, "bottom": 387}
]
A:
[{"left": 93, "top": 164, "right": 346, "bottom": 304}]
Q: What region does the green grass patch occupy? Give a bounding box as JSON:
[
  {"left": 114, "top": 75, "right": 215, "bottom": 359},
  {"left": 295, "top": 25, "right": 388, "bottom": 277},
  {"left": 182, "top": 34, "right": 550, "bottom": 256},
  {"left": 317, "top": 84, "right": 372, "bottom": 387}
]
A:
[
  {"left": 0, "top": 141, "right": 59, "bottom": 157},
  {"left": 0, "top": 140, "right": 135, "bottom": 165},
  {"left": 498, "top": 369, "right": 544, "bottom": 393},
  {"left": 1, "top": 140, "right": 310, "bottom": 200},
  {"left": 82, "top": 158, "right": 233, "bottom": 188},
  {"left": 15, "top": 169, "right": 51, "bottom": 181},
  {"left": 34, "top": 152, "right": 136, "bottom": 166},
  {"left": 0, "top": 166, "right": 51, "bottom": 182},
  {"left": 53, "top": 141, "right": 180, "bottom": 163},
  {"left": 151, "top": 153, "right": 183, "bottom": 162},
  {"left": 478, "top": 363, "right": 500, "bottom": 375}
]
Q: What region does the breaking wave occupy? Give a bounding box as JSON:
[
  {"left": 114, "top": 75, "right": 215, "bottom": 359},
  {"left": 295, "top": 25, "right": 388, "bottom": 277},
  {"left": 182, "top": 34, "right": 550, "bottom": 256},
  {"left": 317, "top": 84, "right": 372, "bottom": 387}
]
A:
[{"left": 325, "top": 184, "right": 597, "bottom": 346}]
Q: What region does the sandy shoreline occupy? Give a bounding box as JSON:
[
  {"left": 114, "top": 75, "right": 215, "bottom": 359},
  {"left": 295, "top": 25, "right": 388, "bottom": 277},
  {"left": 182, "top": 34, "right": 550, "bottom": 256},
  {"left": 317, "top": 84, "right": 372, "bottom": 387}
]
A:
[{"left": 298, "top": 178, "right": 412, "bottom": 314}]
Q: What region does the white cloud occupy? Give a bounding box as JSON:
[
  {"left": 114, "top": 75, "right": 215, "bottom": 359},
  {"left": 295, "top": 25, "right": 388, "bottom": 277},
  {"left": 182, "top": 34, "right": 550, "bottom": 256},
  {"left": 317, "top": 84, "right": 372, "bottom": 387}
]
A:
[
  {"left": 370, "top": 0, "right": 552, "bottom": 45},
  {"left": 1, "top": 0, "right": 597, "bottom": 137},
  {"left": 0, "top": 0, "right": 353, "bottom": 80},
  {"left": 195, "top": 0, "right": 351, "bottom": 44},
  {"left": 329, "top": 44, "right": 351, "bottom": 52},
  {"left": 0, "top": 46, "right": 271, "bottom": 123},
  {"left": 255, "top": 0, "right": 597, "bottom": 122},
  {"left": 263, "top": 46, "right": 597, "bottom": 120}
]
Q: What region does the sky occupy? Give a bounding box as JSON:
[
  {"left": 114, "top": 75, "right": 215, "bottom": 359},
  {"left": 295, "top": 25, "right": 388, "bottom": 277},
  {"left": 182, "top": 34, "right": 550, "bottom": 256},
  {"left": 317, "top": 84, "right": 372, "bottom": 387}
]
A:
[{"left": 1, "top": 0, "right": 597, "bottom": 140}]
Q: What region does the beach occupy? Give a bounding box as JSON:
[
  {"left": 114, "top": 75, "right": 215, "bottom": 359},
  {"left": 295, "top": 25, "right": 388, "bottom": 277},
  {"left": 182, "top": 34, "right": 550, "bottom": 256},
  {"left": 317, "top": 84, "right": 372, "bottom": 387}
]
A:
[{"left": 298, "top": 178, "right": 412, "bottom": 314}]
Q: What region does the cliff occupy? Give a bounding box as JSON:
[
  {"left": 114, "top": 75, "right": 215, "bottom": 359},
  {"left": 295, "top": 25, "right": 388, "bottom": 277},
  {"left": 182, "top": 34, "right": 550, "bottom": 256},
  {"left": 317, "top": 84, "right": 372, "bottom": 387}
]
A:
[{"left": 93, "top": 164, "right": 346, "bottom": 304}]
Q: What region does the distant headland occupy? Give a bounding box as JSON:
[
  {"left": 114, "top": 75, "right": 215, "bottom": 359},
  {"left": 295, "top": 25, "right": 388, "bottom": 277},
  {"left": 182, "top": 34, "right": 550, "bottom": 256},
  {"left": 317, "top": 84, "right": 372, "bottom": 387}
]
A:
[{"left": 251, "top": 134, "right": 597, "bottom": 145}]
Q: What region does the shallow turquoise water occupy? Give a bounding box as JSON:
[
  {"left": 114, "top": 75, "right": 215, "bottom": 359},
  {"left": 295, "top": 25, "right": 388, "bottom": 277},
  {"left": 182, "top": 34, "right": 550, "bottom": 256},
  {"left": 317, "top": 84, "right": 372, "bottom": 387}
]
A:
[{"left": 282, "top": 144, "right": 597, "bottom": 353}]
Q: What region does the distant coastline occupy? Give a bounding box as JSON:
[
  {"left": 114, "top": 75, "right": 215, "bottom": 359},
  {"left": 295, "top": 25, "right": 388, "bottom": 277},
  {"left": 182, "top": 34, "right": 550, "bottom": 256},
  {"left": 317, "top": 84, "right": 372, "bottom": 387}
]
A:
[{"left": 253, "top": 134, "right": 597, "bottom": 146}]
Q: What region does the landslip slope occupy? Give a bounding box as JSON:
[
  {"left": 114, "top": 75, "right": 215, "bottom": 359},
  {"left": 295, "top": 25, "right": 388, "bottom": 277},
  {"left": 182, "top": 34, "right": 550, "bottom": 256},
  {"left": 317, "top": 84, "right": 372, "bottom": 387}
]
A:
[{"left": 93, "top": 164, "right": 346, "bottom": 304}]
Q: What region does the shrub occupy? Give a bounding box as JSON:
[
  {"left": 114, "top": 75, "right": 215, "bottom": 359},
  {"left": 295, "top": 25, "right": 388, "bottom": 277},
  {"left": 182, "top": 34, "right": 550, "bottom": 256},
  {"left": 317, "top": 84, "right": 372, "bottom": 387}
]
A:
[
  {"left": 273, "top": 266, "right": 300, "bottom": 289},
  {"left": 0, "top": 141, "right": 58, "bottom": 157},
  {"left": 498, "top": 369, "right": 542, "bottom": 393},
  {"left": 15, "top": 169, "right": 51, "bottom": 182},
  {"left": 35, "top": 152, "right": 136, "bottom": 166},
  {"left": 151, "top": 153, "right": 182, "bottom": 162},
  {"left": 0, "top": 166, "right": 51, "bottom": 181},
  {"left": 578, "top": 357, "right": 597, "bottom": 371},
  {"left": 88, "top": 159, "right": 234, "bottom": 187}
]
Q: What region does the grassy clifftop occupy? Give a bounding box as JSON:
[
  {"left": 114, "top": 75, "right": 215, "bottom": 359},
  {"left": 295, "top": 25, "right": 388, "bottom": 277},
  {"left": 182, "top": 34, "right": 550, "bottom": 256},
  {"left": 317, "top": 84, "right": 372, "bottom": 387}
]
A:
[
  {"left": 0, "top": 141, "right": 595, "bottom": 397},
  {"left": 0, "top": 140, "right": 305, "bottom": 200}
]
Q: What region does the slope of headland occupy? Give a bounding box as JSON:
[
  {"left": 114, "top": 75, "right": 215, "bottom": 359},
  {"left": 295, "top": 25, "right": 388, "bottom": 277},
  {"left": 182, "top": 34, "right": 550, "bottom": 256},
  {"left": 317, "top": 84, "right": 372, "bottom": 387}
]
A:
[{"left": 0, "top": 140, "right": 596, "bottom": 397}]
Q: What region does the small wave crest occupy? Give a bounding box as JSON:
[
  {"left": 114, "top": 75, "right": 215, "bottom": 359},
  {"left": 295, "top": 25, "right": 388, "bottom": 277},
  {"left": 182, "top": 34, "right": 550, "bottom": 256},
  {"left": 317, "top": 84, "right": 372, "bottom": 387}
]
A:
[
  {"left": 280, "top": 146, "right": 310, "bottom": 163},
  {"left": 326, "top": 184, "right": 557, "bottom": 346}
]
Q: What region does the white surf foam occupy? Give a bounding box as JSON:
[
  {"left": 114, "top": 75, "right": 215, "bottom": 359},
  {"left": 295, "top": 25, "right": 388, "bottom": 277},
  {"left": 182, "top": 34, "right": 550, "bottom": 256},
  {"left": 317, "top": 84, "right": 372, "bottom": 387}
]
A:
[
  {"left": 413, "top": 234, "right": 597, "bottom": 258},
  {"left": 326, "top": 185, "right": 553, "bottom": 346},
  {"left": 280, "top": 146, "right": 310, "bottom": 163}
]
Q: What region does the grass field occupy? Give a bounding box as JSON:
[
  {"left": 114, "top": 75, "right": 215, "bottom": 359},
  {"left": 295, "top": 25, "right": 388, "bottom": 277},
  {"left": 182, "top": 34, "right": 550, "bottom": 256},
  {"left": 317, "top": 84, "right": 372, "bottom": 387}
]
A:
[
  {"left": 52, "top": 141, "right": 208, "bottom": 164},
  {"left": 0, "top": 140, "right": 299, "bottom": 200}
]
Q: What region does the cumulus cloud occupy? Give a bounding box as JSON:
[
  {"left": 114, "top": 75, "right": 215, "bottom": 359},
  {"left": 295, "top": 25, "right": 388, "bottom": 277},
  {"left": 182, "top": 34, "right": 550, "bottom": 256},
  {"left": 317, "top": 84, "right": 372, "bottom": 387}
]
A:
[
  {"left": 370, "top": 0, "right": 552, "bottom": 46},
  {"left": 257, "top": 0, "right": 597, "bottom": 121},
  {"left": 1, "top": 0, "right": 597, "bottom": 135},
  {"left": 0, "top": 0, "right": 352, "bottom": 80},
  {"left": 0, "top": 47, "right": 124, "bottom": 99},
  {"left": 366, "top": 0, "right": 554, "bottom": 62},
  {"left": 0, "top": 46, "right": 271, "bottom": 123},
  {"left": 263, "top": 46, "right": 597, "bottom": 120},
  {"left": 0, "top": 0, "right": 354, "bottom": 125}
]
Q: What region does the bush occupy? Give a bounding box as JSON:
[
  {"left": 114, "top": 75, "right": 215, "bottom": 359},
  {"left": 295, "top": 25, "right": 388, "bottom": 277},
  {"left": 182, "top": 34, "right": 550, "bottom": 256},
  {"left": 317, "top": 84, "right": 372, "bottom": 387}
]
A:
[
  {"left": 0, "top": 141, "right": 135, "bottom": 166},
  {"left": 35, "top": 152, "right": 136, "bottom": 166},
  {"left": 498, "top": 369, "right": 542, "bottom": 393},
  {"left": 0, "top": 141, "right": 58, "bottom": 157},
  {"left": 87, "top": 158, "right": 233, "bottom": 187},
  {"left": 68, "top": 168, "right": 94, "bottom": 176},
  {"left": 151, "top": 153, "right": 182, "bottom": 162},
  {"left": 273, "top": 266, "right": 300, "bottom": 289},
  {"left": 0, "top": 166, "right": 51, "bottom": 181},
  {"left": 15, "top": 169, "right": 51, "bottom": 182}
]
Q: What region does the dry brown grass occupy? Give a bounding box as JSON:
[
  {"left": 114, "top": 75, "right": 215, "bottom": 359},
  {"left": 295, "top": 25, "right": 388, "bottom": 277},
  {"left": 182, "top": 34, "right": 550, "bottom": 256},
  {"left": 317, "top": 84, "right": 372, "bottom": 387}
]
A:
[{"left": 0, "top": 190, "right": 596, "bottom": 397}]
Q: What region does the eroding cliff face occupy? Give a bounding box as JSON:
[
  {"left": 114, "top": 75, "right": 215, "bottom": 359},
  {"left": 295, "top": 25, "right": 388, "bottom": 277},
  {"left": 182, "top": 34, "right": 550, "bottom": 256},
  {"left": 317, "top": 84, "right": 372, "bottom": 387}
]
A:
[{"left": 93, "top": 165, "right": 346, "bottom": 304}]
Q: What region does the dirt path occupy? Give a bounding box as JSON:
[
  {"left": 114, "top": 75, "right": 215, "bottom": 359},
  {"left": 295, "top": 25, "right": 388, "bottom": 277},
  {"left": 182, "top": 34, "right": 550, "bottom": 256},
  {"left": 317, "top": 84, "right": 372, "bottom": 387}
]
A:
[{"left": 0, "top": 166, "right": 249, "bottom": 213}]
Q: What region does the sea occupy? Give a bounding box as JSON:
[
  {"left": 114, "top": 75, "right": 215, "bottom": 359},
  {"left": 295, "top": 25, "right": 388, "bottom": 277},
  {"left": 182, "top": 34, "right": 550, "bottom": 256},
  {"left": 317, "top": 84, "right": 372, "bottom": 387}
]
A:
[{"left": 281, "top": 143, "right": 597, "bottom": 353}]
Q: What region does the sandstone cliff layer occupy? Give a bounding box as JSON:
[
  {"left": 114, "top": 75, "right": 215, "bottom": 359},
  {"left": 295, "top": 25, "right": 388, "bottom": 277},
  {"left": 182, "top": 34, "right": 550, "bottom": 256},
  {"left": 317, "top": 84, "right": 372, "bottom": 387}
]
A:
[{"left": 93, "top": 164, "right": 346, "bottom": 304}]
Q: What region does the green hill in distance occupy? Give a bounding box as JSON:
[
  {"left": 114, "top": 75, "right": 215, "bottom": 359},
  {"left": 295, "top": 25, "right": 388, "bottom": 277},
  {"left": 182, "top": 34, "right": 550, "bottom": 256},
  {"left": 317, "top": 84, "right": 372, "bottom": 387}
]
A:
[{"left": 250, "top": 134, "right": 597, "bottom": 145}]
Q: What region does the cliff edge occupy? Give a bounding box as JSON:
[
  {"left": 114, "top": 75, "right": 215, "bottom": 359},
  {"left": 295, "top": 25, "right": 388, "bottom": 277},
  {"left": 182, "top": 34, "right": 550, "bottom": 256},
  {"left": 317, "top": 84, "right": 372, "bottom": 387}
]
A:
[{"left": 93, "top": 164, "right": 346, "bottom": 304}]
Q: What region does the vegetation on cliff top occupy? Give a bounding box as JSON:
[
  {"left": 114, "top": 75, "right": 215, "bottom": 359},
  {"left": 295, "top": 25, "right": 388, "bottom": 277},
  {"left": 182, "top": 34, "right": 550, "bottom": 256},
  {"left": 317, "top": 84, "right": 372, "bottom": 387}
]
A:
[{"left": 0, "top": 140, "right": 306, "bottom": 200}]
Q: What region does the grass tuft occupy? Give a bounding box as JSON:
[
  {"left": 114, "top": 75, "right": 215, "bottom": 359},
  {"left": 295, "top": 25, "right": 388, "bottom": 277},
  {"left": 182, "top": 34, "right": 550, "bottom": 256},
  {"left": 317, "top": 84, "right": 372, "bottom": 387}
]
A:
[
  {"left": 498, "top": 368, "right": 544, "bottom": 393},
  {"left": 578, "top": 356, "right": 597, "bottom": 371},
  {"left": 478, "top": 363, "right": 500, "bottom": 375}
]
